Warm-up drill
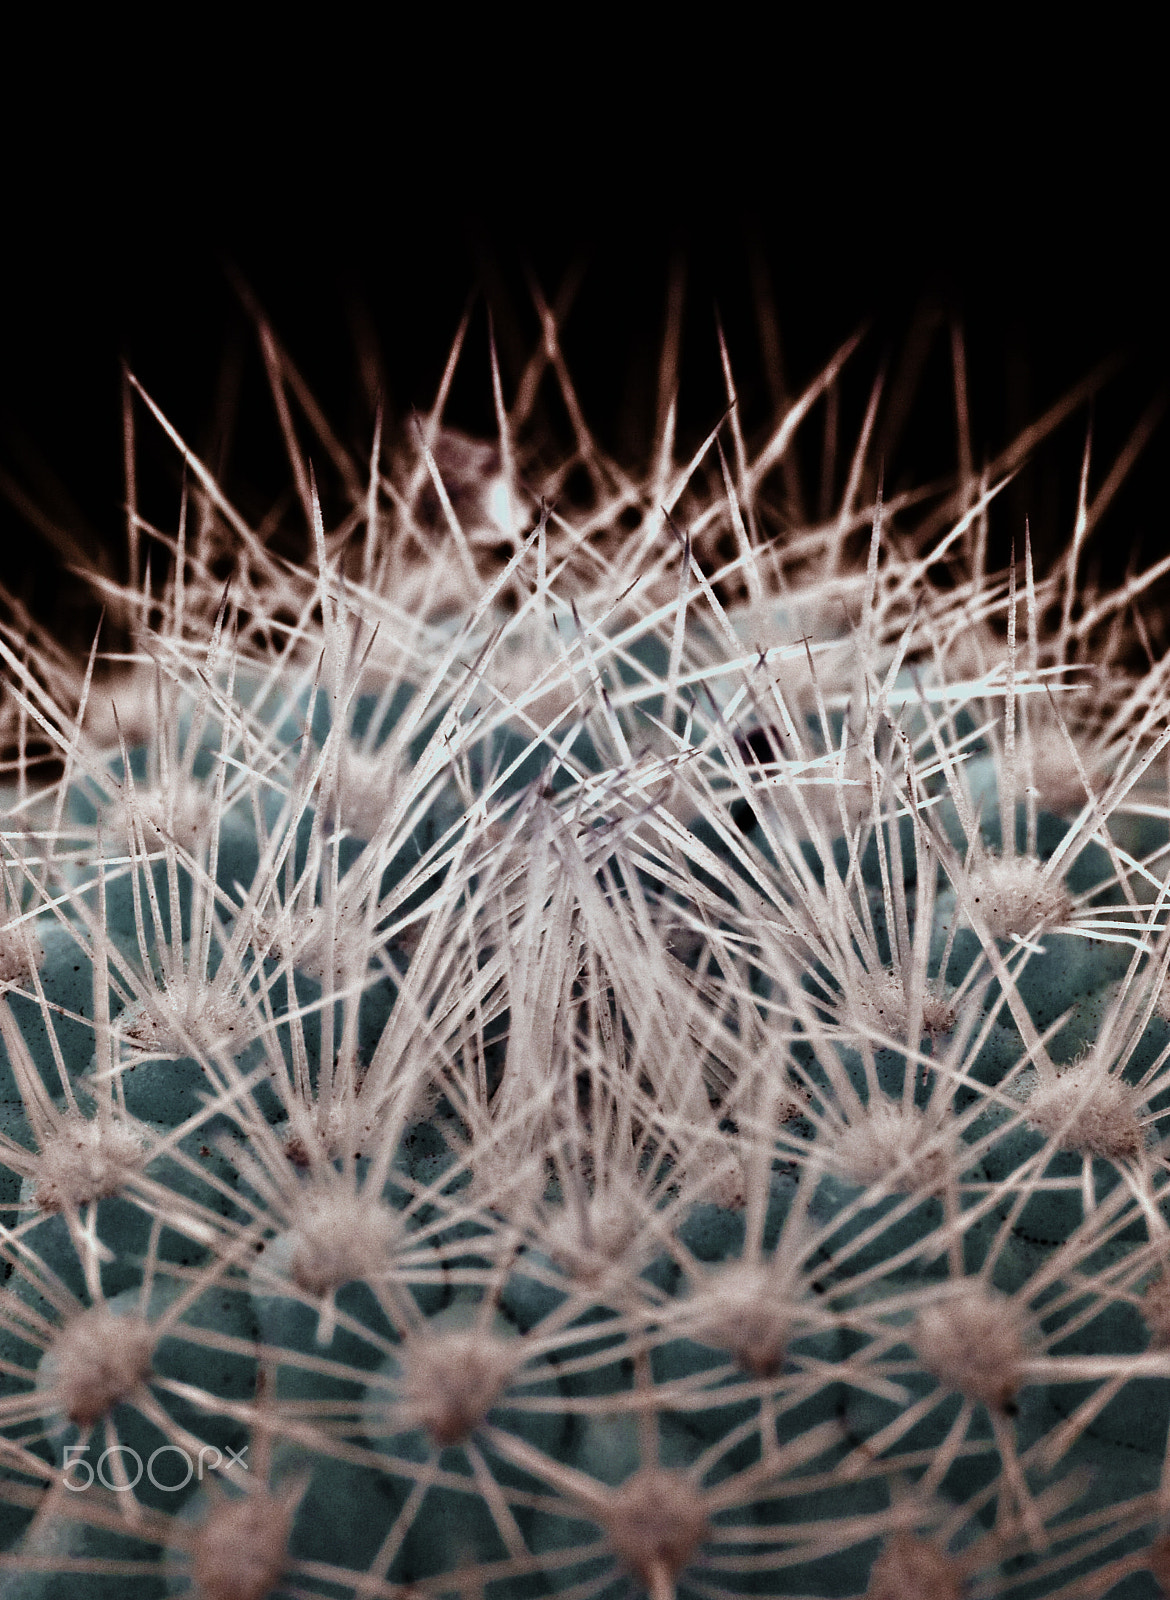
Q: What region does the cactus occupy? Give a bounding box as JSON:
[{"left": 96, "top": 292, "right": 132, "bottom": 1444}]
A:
[{"left": 2, "top": 290, "right": 1169, "bottom": 1600}]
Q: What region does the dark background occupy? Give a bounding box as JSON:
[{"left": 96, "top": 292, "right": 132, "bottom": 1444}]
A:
[{"left": 2, "top": 43, "right": 1164, "bottom": 653}]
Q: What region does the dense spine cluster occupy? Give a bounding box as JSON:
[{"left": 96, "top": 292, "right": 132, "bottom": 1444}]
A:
[{"left": 2, "top": 296, "right": 1170, "bottom": 1599}]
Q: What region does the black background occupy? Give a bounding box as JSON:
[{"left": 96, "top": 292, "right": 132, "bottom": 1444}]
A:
[{"left": 2, "top": 36, "right": 1164, "bottom": 652}]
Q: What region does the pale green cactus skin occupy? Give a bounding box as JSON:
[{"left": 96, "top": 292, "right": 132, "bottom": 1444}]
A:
[{"left": 2, "top": 312, "right": 1170, "bottom": 1600}]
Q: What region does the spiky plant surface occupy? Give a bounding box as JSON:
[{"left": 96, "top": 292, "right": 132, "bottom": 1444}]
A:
[{"left": 2, "top": 295, "right": 1170, "bottom": 1600}]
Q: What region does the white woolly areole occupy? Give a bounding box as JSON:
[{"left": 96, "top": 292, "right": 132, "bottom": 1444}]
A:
[
  {"left": 252, "top": 898, "right": 369, "bottom": 984},
  {"left": 118, "top": 987, "right": 252, "bottom": 1059},
  {"left": 283, "top": 1094, "right": 374, "bottom": 1166},
  {"left": 41, "top": 1306, "right": 154, "bottom": 1428},
  {"left": 600, "top": 1468, "right": 708, "bottom": 1586},
  {"left": 965, "top": 852, "right": 1070, "bottom": 941},
  {"left": 325, "top": 746, "right": 400, "bottom": 843},
  {"left": 1141, "top": 1274, "right": 1170, "bottom": 1348},
  {"left": 401, "top": 1328, "right": 515, "bottom": 1446},
  {"left": 914, "top": 1282, "right": 1025, "bottom": 1409},
  {"left": 866, "top": 1532, "right": 964, "bottom": 1600},
  {"left": 683, "top": 1143, "right": 748, "bottom": 1210},
  {"left": 35, "top": 1113, "right": 147, "bottom": 1211},
  {"left": 832, "top": 1104, "right": 952, "bottom": 1194},
  {"left": 546, "top": 1186, "right": 646, "bottom": 1285},
  {"left": 283, "top": 1184, "right": 399, "bottom": 1298},
  {"left": 690, "top": 1264, "right": 795, "bottom": 1376},
  {"left": 0, "top": 917, "right": 43, "bottom": 988},
  {"left": 847, "top": 969, "right": 956, "bottom": 1039},
  {"left": 1025, "top": 1064, "right": 1144, "bottom": 1160},
  {"left": 191, "top": 1491, "right": 292, "bottom": 1600},
  {"left": 114, "top": 778, "right": 207, "bottom": 855},
  {"left": 468, "top": 1136, "right": 545, "bottom": 1216}
]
